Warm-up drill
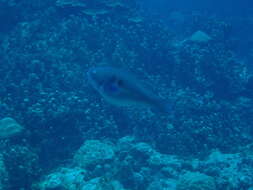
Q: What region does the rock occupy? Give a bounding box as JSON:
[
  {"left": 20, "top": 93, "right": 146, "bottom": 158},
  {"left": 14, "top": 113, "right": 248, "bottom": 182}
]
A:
[
  {"left": 0, "top": 117, "right": 24, "bottom": 139},
  {"left": 203, "top": 150, "right": 241, "bottom": 176},
  {"left": 40, "top": 172, "right": 62, "bottom": 189},
  {"left": 176, "top": 172, "right": 216, "bottom": 190},
  {"left": 206, "top": 150, "right": 240, "bottom": 164},
  {"left": 82, "top": 9, "right": 109, "bottom": 16},
  {"left": 81, "top": 178, "right": 100, "bottom": 190},
  {"left": 0, "top": 154, "right": 7, "bottom": 190},
  {"left": 56, "top": 0, "right": 86, "bottom": 7},
  {"left": 161, "top": 166, "right": 179, "bottom": 178},
  {"left": 131, "top": 142, "right": 155, "bottom": 160},
  {"left": 3, "top": 145, "right": 40, "bottom": 189},
  {"left": 82, "top": 177, "right": 126, "bottom": 190},
  {"left": 117, "top": 136, "right": 135, "bottom": 152},
  {"left": 39, "top": 167, "right": 87, "bottom": 190},
  {"left": 147, "top": 179, "right": 177, "bottom": 190},
  {"left": 201, "top": 150, "right": 253, "bottom": 189},
  {"left": 189, "top": 30, "right": 212, "bottom": 43},
  {"left": 148, "top": 152, "right": 181, "bottom": 170},
  {"left": 40, "top": 168, "right": 126, "bottom": 190},
  {"left": 74, "top": 140, "right": 115, "bottom": 169}
]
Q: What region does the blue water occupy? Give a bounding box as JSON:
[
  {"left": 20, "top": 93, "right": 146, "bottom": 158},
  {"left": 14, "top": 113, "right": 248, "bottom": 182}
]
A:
[{"left": 0, "top": 0, "right": 253, "bottom": 189}]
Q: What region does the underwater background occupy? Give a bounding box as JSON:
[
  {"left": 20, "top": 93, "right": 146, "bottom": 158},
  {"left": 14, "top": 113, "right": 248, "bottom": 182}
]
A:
[{"left": 0, "top": 0, "right": 253, "bottom": 189}]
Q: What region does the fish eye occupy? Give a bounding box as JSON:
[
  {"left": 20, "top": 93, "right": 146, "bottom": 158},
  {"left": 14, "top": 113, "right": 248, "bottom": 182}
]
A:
[
  {"left": 110, "top": 76, "right": 123, "bottom": 87},
  {"left": 117, "top": 79, "right": 124, "bottom": 86},
  {"left": 98, "top": 81, "right": 104, "bottom": 87}
]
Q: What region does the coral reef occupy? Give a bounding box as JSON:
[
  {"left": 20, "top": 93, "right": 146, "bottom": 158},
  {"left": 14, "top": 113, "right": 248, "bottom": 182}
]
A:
[
  {"left": 38, "top": 167, "right": 88, "bottom": 189},
  {"left": 74, "top": 140, "right": 115, "bottom": 169},
  {"left": 36, "top": 137, "right": 253, "bottom": 190},
  {"left": 0, "top": 117, "right": 24, "bottom": 139},
  {"left": 188, "top": 30, "right": 212, "bottom": 43},
  {"left": 2, "top": 145, "right": 41, "bottom": 189},
  {"left": 0, "top": 154, "right": 8, "bottom": 190},
  {"left": 0, "top": 0, "right": 252, "bottom": 189},
  {"left": 176, "top": 172, "right": 216, "bottom": 190},
  {"left": 199, "top": 150, "right": 253, "bottom": 189}
]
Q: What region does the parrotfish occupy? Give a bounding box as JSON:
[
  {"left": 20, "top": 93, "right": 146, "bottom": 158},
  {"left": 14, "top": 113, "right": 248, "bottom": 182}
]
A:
[{"left": 87, "top": 66, "right": 172, "bottom": 113}]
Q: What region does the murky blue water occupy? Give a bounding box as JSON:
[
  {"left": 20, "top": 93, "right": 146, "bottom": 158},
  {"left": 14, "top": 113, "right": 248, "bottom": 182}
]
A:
[{"left": 0, "top": 0, "right": 252, "bottom": 189}]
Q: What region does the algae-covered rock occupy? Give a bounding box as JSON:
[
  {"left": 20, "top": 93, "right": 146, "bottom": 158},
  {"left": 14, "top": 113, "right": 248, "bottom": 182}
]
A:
[
  {"left": 201, "top": 150, "right": 253, "bottom": 189},
  {"left": 39, "top": 168, "right": 126, "bottom": 190},
  {"left": 148, "top": 178, "right": 177, "bottom": 190},
  {"left": 0, "top": 154, "right": 7, "bottom": 190},
  {"left": 176, "top": 172, "right": 216, "bottom": 190},
  {"left": 74, "top": 140, "right": 115, "bottom": 168},
  {"left": 39, "top": 167, "right": 87, "bottom": 190},
  {"left": 3, "top": 145, "right": 40, "bottom": 189},
  {"left": 148, "top": 152, "right": 181, "bottom": 169},
  {"left": 131, "top": 142, "right": 155, "bottom": 159},
  {"left": 117, "top": 136, "right": 135, "bottom": 150},
  {"left": 82, "top": 177, "right": 125, "bottom": 190},
  {"left": 56, "top": 0, "right": 86, "bottom": 7},
  {"left": 0, "top": 117, "right": 24, "bottom": 139},
  {"left": 189, "top": 30, "right": 212, "bottom": 43}
]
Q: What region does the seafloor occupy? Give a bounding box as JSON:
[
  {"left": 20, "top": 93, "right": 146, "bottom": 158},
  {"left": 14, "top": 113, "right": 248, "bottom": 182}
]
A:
[{"left": 0, "top": 0, "right": 253, "bottom": 190}]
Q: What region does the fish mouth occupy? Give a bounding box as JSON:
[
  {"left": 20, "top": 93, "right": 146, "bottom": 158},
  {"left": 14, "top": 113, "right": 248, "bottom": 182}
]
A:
[
  {"left": 87, "top": 68, "right": 96, "bottom": 81},
  {"left": 87, "top": 68, "right": 99, "bottom": 90}
]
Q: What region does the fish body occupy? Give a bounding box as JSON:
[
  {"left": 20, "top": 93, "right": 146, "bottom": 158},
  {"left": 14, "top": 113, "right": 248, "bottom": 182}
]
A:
[{"left": 87, "top": 66, "right": 171, "bottom": 113}]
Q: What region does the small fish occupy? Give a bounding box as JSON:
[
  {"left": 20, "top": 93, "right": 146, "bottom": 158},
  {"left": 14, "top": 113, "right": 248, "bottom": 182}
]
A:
[{"left": 87, "top": 66, "right": 172, "bottom": 113}]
